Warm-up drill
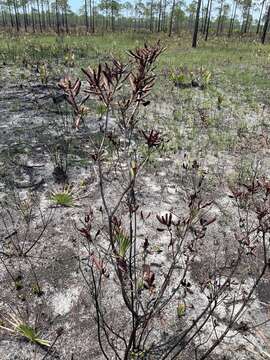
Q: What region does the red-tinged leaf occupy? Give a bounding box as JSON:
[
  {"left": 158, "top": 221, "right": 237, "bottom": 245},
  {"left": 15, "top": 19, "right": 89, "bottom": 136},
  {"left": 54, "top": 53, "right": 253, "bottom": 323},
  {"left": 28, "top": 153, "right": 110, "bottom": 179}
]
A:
[
  {"left": 117, "top": 257, "right": 128, "bottom": 272},
  {"left": 73, "top": 79, "right": 81, "bottom": 96},
  {"left": 143, "top": 238, "right": 149, "bottom": 251},
  {"left": 204, "top": 217, "right": 216, "bottom": 226}
]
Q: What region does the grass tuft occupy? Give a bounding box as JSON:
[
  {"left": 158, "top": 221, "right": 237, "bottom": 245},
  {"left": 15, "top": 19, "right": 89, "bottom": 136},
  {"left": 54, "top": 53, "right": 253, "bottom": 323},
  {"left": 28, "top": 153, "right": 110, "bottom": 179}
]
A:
[
  {"left": 0, "top": 312, "right": 50, "bottom": 347},
  {"left": 50, "top": 185, "right": 75, "bottom": 207}
]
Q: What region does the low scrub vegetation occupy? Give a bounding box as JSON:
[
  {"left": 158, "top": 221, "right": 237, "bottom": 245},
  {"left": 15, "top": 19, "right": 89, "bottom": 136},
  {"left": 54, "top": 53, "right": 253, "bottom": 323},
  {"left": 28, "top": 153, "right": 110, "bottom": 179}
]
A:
[{"left": 0, "top": 34, "right": 270, "bottom": 360}]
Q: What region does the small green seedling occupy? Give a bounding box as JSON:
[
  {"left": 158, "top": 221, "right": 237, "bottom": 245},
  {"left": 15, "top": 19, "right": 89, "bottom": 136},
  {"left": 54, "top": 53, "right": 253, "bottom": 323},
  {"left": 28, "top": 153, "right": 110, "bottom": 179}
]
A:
[
  {"left": 96, "top": 103, "right": 107, "bottom": 118},
  {"left": 64, "top": 52, "right": 75, "bottom": 67},
  {"left": 14, "top": 274, "right": 23, "bottom": 291},
  {"left": 15, "top": 280, "right": 23, "bottom": 291},
  {"left": 152, "top": 245, "right": 163, "bottom": 253},
  {"left": 38, "top": 63, "right": 48, "bottom": 85},
  {"left": 177, "top": 303, "right": 186, "bottom": 318},
  {"left": 131, "top": 350, "right": 147, "bottom": 359},
  {"left": 32, "top": 283, "right": 44, "bottom": 297}
]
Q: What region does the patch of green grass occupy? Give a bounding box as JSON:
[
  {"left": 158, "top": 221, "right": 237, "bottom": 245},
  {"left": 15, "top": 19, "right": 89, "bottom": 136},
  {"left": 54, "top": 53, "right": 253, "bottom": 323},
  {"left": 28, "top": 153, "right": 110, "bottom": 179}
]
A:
[{"left": 1, "top": 32, "right": 269, "bottom": 104}]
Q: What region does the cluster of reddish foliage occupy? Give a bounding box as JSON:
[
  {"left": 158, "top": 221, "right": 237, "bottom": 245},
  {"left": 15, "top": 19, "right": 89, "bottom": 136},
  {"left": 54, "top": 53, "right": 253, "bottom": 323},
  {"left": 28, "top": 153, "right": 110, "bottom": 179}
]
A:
[
  {"left": 58, "top": 77, "right": 88, "bottom": 128},
  {"left": 82, "top": 59, "right": 127, "bottom": 106},
  {"left": 127, "top": 42, "right": 165, "bottom": 106},
  {"left": 58, "top": 42, "right": 165, "bottom": 129},
  {"left": 142, "top": 264, "right": 155, "bottom": 292},
  {"left": 230, "top": 176, "right": 270, "bottom": 255},
  {"left": 76, "top": 209, "right": 98, "bottom": 243},
  {"left": 142, "top": 129, "right": 163, "bottom": 148}
]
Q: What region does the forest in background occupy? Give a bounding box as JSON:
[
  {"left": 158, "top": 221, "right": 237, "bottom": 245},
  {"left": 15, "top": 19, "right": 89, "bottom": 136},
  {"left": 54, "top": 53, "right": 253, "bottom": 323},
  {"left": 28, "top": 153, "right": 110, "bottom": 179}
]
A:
[{"left": 0, "top": 0, "right": 269, "bottom": 46}]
